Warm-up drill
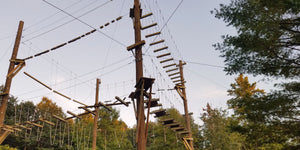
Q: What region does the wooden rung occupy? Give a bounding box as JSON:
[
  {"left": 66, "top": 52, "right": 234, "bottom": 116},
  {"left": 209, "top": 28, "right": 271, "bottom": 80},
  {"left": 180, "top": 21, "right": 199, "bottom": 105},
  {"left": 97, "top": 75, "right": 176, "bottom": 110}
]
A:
[
  {"left": 67, "top": 111, "right": 81, "bottom": 119},
  {"left": 178, "top": 130, "right": 189, "bottom": 135},
  {"left": 160, "top": 58, "right": 174, "bottom": 63},
  {"left": 51, "top": 43, "right": 67, "bottom": 51},
  {"left": 100, "top": 25, "right": 104, "bottom": 29},
  {"left": 2, "top": 128, "right": 13, "bottom": 132},
  {"left": 168, "top": 72, "right": 180, "bottom": 77},
  {"left": 116, "top": 16, "right": 122, "bottom": 21},
  {"left": 52, "top": 115, "right": 67, "bottom": 122},
  {"left": 39, "top": 118, "right": 55, "bottom": 126},
  {"left": 68, "top": 36, "right": 81, "bottom": 43},
  {"left": 171, "top": 126, "right": 185, "bottom": 131},
  {"left": 166, "top": 68, "right": 178, "bottom": 73},
  {"left": 171, "top": 76, "right": 181, "bottom": 80},
  {"left": 154, "top": 46, "right": 168, "bottom": 53},
  {"left": 53, "top": 90, "right": 71, "bottom": 100},
  {"left": 115, "top": 96, "right": 129, "bottom": 107},
  {"left": 12, "top": 128, "right": 22, "bottom": 132},
  {"left": 157, "top": 53, "right": 171, "bottom": 58},
  {"left": 104, "top": 22, "right": 110, "bottom": 26},
  {"left": 150, "top": 40, "right": 165, "bottom": 46},
  {"left": 164, "top": 122, "right": 180, "bottom": 127},
  {"left": 173, "top": 79, "right": 182, "bottom": 83},
  {"left": 25, "top": 121, "right": 43, "bottom": 128},
  {"left": 80, "top": 107, "right": 96, "bottom": 116},
  {"left": 24, "top": 72, "right": 52, "bottom": 90},
  {"left": 141, "top": 13, "right": 153, "bottom": 19},
  {"left": 34, "top": 50, "right": 50, "bottom": 57},
  {"left": 127, "top": 40, "right": 146, "bottom": 51},
  {"left": 145, "top": 32, "right": 161, "bottom": 38},
  {"left": 141, "top": 23, "right": 157, "bottom": 30}
]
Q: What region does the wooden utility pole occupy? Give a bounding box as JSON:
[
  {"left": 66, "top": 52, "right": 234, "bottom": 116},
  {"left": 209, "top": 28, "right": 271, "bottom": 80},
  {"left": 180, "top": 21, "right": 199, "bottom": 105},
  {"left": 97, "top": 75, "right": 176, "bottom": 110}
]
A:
[
  {"left": 132, "top": 0, "right": 146, "bottom": 149},
  {"left": 0, "top": 21, "right": 24, "bottom": 127},
  {"left": 178, "top": 60, "right": 194, "bottom": 149},
  {"left": 92, "top": 78, "right": 101, "bottom": 150}
]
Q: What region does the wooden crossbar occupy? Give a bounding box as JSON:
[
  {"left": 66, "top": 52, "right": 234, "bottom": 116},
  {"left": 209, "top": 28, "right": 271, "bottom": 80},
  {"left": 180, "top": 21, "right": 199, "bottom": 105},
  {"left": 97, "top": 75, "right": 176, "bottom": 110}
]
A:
[
  {"left": 150, "top": 40, "right": 164, "bottom": 46},
  {"left": 154, "top": 46, "right": 168, "bottom": 53},
  {"left": 163, "top": 63, "right": 176, "bottom": 68},
  {"left": 52, "top": 115, "right": 67, "bottom": 123},
  {"left": 127, "top": 40, "right": 146, "bottom": 51},
  {"left": 53, "top": 90, "right": 71, "bottom": 100},
  {"left": 145, "top": 32, "right": 161, "bottom": 38},
  {"left": 67, "top": 111, "right": 81, "bottom": 119},
  {"left": 141, "top": 23, "right": 157, "bottom": 30},
  {"left": 25, "top": 121, "right": 43, "bottom": 128},
  {"left": 80, "top": 107, "right": 96, "bottom": 116},
  {"left": 168, "top": 72, "right": 180, "bottom": 77},
  {"left": 171, "top": 76, "right": 181, "bottom": 80},
  {"left": 157, "top": 53, "right": 171, "bottom": 58},
  {"left": 141, "top": 13, "right": 153, "bottom": 19},
  {"left": 166, "top": 68, "right": 178, "bottom": 73},
  {"left": 38, "top": 118, "right": 55, "bottom": 126},
  {"left": 160, "top": 58, "right": 174, "bottom": 63}
]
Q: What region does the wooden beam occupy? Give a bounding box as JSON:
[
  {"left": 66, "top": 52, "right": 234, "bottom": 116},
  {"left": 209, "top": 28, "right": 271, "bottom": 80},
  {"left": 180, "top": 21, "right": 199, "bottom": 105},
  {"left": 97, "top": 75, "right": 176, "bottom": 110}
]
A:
[
  {"left": 145, "top": 32, "right": 161, "bottom": 38},
  {"left": 141, "top": 23, "right": 157, "bottom": 30},
  {"left": 127, "top": 40, "right": 145, "bottom": 51},
  {"left": 160, "top": 58, "right": 174, "bottom": 63},
  {"left": 150, "top": 40, "right": 164, "bottom": 46},
  {"left": 154, "top": 46, "right": 168, "bottom": 53},
  {"left": 141, "top": 12, "right": 153, "bottom": 19},
  {"left": 115, "top": 96, "right": 129, "bottom": 107}
]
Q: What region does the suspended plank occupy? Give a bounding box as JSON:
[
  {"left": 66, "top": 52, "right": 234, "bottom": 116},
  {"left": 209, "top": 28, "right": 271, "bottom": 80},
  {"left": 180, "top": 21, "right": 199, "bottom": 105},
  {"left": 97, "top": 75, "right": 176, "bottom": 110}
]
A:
[
  {"left": 25, "top": 121, "right": 43, "bottom": 128},
  {"left": 171, "top": 76, "right": 181, "bottom": 80},
  {"left": 141, "top": 23, "right": 157, "bottom": 30},
  {"left": 160, "top": 58, "right": 173, "bottom": 63},
  {"left": 51, "top": 43, "right": 67, "bottom": 51},
  {"left": 162, "top": 63, "right": 175, "bottom": 68},
  {"left": 34, "top": 50, "right": 50, "bottom": 57},
  {"left": 157, "top": 53, "right": 171, "bottom": 58},
  {"left": 24, "top": 72, "right": 52, "bottom": 90},
  {"left": 53, "top": 90, "right": 71, "bottom": 100},
  {"left": 173, "top": 79, "right": 182, "bottom": 83},
  {"left": 104, "top": 22, "right": 110, "bottom": 26},
  {"left": 141, "top": 13, "right": 153, "bottom": 19},
  {"left": 68, "top": 36, "right": 81, "bottom": 43},
  {"left": 52, "top": 115, "right": 67, "bottom": 123},
  {"left": 116, "top": 16, "right": 122, "bottom": 21},
  {"left": 150, "top": 40, "right": 165, "bottom": 46},
  {"left": 145, "top": 32, "right": 161, "bottom": 38},
  {"left": 38, "top": 118, "right": 55, "bottom": 126},
  {"left": 166, "top": 68, "right": 178, "bottom": 73},
  {"left": 154, "top": 46, "right": 168, "bottom": 53},
  {"left": 168, "top": 72, "right": 180, "bottom": 77},
  {"left": 98, "top": 101, "right": 112, "bottom": 111},
  {"left": 79, "top": 107, "right": 96, "bottom": 116}
]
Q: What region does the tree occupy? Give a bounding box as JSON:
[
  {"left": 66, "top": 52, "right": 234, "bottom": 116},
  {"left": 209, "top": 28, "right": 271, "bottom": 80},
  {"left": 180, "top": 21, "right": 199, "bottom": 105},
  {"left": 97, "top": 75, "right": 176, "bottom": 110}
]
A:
[
  {"left": 200, "top": 103, "right": 245, "bottom": 150},
  {"left": 213, "top": 0, "right": 300, "bottom": 78},
  {"left": 227, "top": 75, "right": 299, "bottom": 149}
]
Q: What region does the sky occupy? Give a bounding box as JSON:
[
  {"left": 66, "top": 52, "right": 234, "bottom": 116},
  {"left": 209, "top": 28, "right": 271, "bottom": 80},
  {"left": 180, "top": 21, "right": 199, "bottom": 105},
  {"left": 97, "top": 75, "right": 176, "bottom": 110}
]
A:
[{"left": 0, "top": 0, "right": 275, "bottom": 127}]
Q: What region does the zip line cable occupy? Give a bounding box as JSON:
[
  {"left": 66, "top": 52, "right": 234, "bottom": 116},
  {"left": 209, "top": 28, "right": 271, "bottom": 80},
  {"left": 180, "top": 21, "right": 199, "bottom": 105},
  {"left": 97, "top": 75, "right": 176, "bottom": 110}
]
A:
[
  {"left": 41, "top": 0, "right": 127, "bottom": 47},
  {"left": 16, "top": 56, "right": 133, "bottom": 97},
  {"left": 23, "top": 0, "right": 113, "bottom": 42},
  {"left": 24, "top": 0, "right": 84, "bottom": 31}
]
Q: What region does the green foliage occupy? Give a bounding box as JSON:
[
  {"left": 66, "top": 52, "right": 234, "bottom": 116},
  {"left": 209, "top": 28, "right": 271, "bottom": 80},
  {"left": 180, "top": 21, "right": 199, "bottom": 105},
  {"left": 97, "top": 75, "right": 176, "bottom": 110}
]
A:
[
  {"left": 200, "top": 103, "right": 245, "bottom": 150},
  {"left": 213, "top": 0, "right": 300, "bottom": 78},
  {"left": 0, "top": 145, "right": 17, "bottom": 150}
]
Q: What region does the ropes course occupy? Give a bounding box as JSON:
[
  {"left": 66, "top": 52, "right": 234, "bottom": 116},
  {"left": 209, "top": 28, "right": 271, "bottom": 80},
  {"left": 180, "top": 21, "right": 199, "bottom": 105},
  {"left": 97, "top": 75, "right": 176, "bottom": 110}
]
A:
[{"left": 0, "top": 0, "right": 199, "bottom": 149}]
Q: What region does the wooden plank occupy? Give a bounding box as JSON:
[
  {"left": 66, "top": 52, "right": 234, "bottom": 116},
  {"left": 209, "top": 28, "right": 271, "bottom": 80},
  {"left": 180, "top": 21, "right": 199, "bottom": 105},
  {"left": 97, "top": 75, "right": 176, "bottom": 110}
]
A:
[
  {"left": 153, "top": 46, "right": 168, "bottom": 53},
  {"left": 163, "top": 63, "right": 176, "bottom": 68},
  {"left": 39, "top": 118, "right": 55, "bottom": 126},
  {"left": 53, "top": 90, "right": 71, "bottom": 100},
  {"left": 160, "top": 58, "right": 174, "bottom": 63},
  {"left": 145, "top": 32, "right": 161, "bottom": 38},
  {"left": 72, "top": 99, "right": 88, "bottom": 106},
  {"left": 79, "top": 107, "right": 96, "bottom": 116},
  {"left": 24, "top": 72, "right": 52, "bottom": 90},
  {"left": 51, "top": 43, "right": 67, "bottom": 51},
  {"left": 141, "top": 13, "right": 153, "bottom": 19},
  {"left": 157, "top": 53, "right": 171, "bottom": 58},
  {"left": 168, "top": 72, "right": 180, "bottom": 77},
  {"left": 171, "top": 76, "right": 181, "bottom": 80},
  {"left": 166, "top": 68, "right": 178, "bottom": 73},
  {"left": 150, "top": 40, "right": 164, "bottom": 46},
  {"left": 127, "top": 40, "right": 146, "bottom": 51},
  {"left": 141, "top": 23, "right": 157, "bottom": 30},
  {"left": 25, "top": 121, "right": 43, "bottom": 128},
  {"left": 52, "top": 115, "right": 67, "bottom": 123}
]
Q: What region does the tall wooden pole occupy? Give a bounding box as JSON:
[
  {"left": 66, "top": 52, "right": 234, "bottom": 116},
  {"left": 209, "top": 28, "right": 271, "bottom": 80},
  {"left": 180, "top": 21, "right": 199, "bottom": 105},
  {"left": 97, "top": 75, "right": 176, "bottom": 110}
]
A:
[
  {"left": 132, "top": 0, "right": 146, "bottom": 149},
  {"left": 179, "top": 60, "right": 194, "bottom": 149},
  {"left": 0, "top": 21, "right": 24, "bottom": 127},
  {"left": 92, "top": 78, "right": 101, "bottom": 150}
]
